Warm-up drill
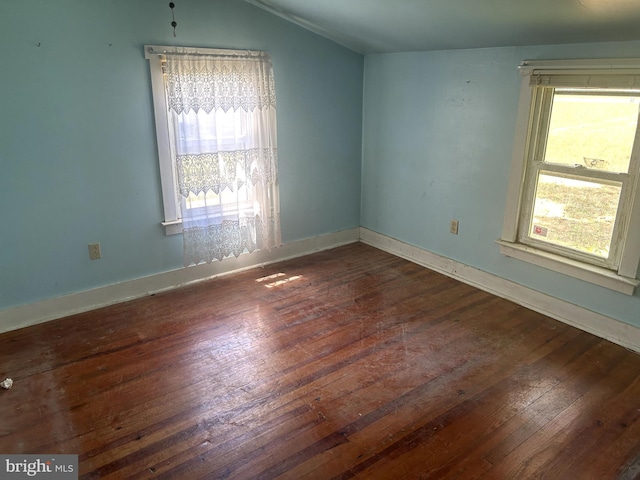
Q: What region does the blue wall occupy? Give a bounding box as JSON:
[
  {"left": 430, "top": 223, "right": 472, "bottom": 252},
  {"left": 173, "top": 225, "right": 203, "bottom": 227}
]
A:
[
  {"left": 0, "top": 0, "right": 364, "bottom": 309},
  {"left": 4, "top": 1, "right": 640, "bottom": 329},
  {"left": 362, "top": 41, "right": 640, "bottom": 327}
]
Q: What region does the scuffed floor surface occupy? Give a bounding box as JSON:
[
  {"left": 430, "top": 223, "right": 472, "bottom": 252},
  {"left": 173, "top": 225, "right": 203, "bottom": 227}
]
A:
[{"left": 1, "top": 243, "right": 640, "bottom": 479}]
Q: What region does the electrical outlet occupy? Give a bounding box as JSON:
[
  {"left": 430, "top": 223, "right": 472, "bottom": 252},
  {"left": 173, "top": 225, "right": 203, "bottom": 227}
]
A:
[
  {"left": 88, "top": 243, "right": 102, "bottom": 260},
  {"left": 450, "top": 219, "right": 459, "bottom": 235}
]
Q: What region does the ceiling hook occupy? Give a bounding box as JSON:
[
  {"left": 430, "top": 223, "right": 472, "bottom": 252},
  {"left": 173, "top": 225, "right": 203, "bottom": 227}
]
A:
[{"left": 169, "top": 2, "right": 177, "bottom": 37}]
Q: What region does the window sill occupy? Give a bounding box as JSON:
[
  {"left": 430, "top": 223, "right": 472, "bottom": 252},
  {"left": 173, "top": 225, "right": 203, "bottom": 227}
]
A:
[
  {"left": 496, "top": 240, "right": 639, "bottom": 295},
  {"left": 161, "top": 220, "right": 183, "bottom": 236}
]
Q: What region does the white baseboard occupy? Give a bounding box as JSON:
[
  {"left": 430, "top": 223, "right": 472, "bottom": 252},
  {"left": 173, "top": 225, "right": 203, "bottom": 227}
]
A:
[
  {"left": 5, "top": 226, "right": 640, "bottom": 354},
  {"left": 360, "top": 227, "right": 640, "bottom": 353},
  {"left": 0, "top": 228, "right": 360, "bottom": 335}
]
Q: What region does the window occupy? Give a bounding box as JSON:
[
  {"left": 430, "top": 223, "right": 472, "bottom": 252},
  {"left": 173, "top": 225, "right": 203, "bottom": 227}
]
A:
[
  {"left": 177, "top": 109, "right": 254, "bottom": 219},
  {"left": 145, "top": 45, "right": 281, "bottom": 266},
  {"left": 499, "top": 59, "right": 640, "bottom": 294}
]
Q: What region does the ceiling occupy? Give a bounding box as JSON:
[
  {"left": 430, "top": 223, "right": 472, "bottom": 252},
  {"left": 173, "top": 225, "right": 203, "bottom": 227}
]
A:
[{"left": 245, "top": 0, "right": 640, "bottom": 54}]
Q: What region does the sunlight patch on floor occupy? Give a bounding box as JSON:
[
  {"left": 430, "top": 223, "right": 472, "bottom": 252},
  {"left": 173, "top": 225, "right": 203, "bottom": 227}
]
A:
[{"left": 255, "top": 272, "right": 303, "bottom": 288}]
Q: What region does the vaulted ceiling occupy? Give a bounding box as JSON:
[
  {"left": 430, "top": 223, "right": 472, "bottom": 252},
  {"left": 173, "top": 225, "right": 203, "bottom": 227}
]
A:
[{"left": 245, "top": 0, "right": 640, "bottom": 54}]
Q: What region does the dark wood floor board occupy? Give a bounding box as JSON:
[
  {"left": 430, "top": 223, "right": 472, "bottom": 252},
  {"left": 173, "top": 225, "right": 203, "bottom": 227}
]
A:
[
  {"left": 3, "top": 321, "right": 276, "bottom": 452},
  {"left": 321, "top": 328, "right": 598, "bottom": 479},
  {"left": 466, "top": 340, "right": 636, "bottom": 478},
  {"left": 139, "top": 288, "right": 520, "bottom": 477},
  {"left": 79, "top": 322, "right": 347, "bottom": 474},
  {"left": 6, "top": 322, "right": 292, "bottom": 454},
  {"left": 552, "top": 365, "right": 640, "bottom": 478},
  {"left": 79, "top": 338, "right": 320, "bottom": 472},
  {"left": 338, "top": 316, "right": 612, "bottom": 478},
  {"left": 84, "top": 304, "right": 424, "bottom": 472},
  {"left": 92, "top": 396, "right": 314, "bottom": 479},
  {"left": 399, "top": 325, "right": 586, "bottom": 479},
  {"left": 262, "top": 310, "right": 576, "bottom": 473},
  {"left": 597, "top": 415, "right": 640, "bottom": 479},
  {"left": 89, "top": 272, "right": 456, "bottom": 478},
  {"left": 358, "top": 344, "right": 580, "bottom": 477},
  {"left": 145, "top": 375, "right": 367, "bottom": 479},
  {"left": 1, "top": 243, "right": 639, "bottom": 479},
  {"left": 478, "top": 339, "right": 609, "bottom": 466},
  {"left": 537, "top": 354, "right": 640, "bottom": 479},
  {"left": 480, "top": 340, "right": 630, "bottom": 478},
  {"left": 149, "top": 321, "right": 462, "bottom": 477}
]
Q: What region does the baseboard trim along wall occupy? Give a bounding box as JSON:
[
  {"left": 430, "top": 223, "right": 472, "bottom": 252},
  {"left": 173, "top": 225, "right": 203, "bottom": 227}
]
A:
[
  {"left": 0, "top": 228, "right": 360, "bottom": 335},
  {"left": 360, "top": 227, "right": 640, "bottom": 354},
  {"left": 4, "top": 226, "right": 640, "bottom": 354}
]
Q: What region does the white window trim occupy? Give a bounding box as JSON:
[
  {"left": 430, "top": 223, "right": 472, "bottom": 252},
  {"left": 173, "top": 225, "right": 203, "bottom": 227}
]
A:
[
  {"left": 499, "top": 58, "right": 640, "bottom": 295},
  {"left": 145, "top": 45, "right": 181, "bottom": 235}
]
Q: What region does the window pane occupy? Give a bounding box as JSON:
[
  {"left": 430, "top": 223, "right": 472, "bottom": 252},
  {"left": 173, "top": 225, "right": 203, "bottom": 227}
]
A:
[
  {"left": 529, "top": 173, "right": 621, "bottom": 258},
  {"left": 174, "top": 109, "right": 250, "bottom": 154},
  {"left": 185, "top": 190, "right": 221, "bottom": 209},
  {"left": 544, "top": 92, "right": 640, "bottom": 174}
]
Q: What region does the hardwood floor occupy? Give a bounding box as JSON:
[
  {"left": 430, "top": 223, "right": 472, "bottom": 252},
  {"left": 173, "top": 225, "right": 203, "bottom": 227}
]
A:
[{"left": 1, "top": 243, "right": 640, "bottom": 479}]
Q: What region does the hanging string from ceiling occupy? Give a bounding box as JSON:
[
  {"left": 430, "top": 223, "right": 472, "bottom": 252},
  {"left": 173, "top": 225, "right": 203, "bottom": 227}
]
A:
[{"left": 169, "top": 2, "right": 177, "bottom": 37}]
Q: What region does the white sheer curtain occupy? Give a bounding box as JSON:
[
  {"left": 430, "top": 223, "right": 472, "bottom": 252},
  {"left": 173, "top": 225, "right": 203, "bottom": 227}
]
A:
[{"left": 163, "top": 50, "right": 281, "bottom": 266}]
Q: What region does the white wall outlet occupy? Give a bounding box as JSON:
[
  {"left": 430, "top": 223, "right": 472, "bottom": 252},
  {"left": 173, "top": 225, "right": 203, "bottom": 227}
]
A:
[
  {"left": 450, "top": 219, "right": 459, "bottom": 235},
  {"left": 88, "top": 243, "right": 102, "bottom": 260}
]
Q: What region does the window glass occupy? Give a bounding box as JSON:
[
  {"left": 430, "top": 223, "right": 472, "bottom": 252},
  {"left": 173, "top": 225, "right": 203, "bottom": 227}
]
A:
[
  {"left": 544, "top": 91, "right": 640, "bottom": 174},
  {"left": 530, "top": 173, "right": 622, "bottom": 258}
]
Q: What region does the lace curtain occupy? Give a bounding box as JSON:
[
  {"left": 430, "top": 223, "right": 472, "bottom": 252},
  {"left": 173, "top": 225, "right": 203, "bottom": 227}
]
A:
[{"left": 164, "top": 50, "right": 281, "bottom": 266}]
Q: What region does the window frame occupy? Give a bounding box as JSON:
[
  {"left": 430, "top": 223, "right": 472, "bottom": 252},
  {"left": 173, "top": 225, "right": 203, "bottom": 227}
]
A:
[
  {"left": 145, "top": 44, "right": 257, "bottom": 236},
  {"left": 499, "top": 59, "right": 640, "bottom": 295}
]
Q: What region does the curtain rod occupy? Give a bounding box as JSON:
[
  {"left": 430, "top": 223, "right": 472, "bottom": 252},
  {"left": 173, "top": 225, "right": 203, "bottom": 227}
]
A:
[
  {"left": 145, "top": 45, "right": 269, "bottom": 59},
  {"left": 519, "top": 58, "right": 640, "bottom": 71}
]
